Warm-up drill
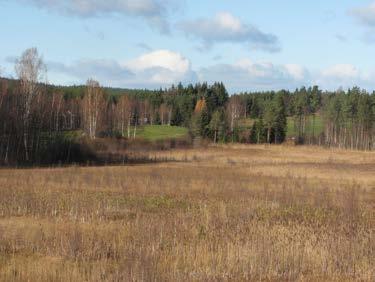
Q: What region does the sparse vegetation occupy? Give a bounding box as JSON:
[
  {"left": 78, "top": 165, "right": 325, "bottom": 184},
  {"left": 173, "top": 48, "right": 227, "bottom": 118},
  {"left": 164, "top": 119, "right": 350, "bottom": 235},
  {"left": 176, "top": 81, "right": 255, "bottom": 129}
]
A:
[{"left": 0, "top": 145, "right": 373, "bottom": 281}]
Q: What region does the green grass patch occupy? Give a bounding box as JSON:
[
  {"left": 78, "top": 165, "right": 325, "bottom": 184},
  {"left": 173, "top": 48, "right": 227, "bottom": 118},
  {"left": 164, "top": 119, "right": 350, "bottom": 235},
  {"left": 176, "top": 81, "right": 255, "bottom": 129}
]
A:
[
  {"left": 136, "top": 125, "right": 188, "bottom": 141},
  {"left": 237, "top": 115, "right": 324, "bottom": 138}
]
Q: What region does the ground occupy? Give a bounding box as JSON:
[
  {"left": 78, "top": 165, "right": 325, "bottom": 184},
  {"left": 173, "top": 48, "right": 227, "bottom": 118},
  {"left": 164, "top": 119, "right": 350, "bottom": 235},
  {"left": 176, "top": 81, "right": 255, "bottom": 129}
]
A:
[{"left": 0, "top": 145, "right": 374, "bottom": 281}]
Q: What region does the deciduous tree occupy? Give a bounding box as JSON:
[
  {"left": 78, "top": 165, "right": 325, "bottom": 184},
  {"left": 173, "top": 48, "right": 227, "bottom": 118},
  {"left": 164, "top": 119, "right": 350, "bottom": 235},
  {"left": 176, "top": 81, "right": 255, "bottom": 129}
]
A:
[{"left": 82, "top": 79, "right": 106, "bottom": 139}]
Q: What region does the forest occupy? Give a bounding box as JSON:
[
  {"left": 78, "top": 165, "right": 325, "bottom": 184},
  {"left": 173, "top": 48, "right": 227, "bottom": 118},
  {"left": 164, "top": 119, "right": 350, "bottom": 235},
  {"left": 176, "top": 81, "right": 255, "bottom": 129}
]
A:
[{"left": 0, "top": 48, "right": 375, "bottom": 165}]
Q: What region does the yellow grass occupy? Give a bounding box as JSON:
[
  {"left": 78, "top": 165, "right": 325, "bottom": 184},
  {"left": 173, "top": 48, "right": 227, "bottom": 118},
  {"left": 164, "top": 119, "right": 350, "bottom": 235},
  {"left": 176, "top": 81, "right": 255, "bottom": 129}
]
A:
[{"left": 0, "top": 145, "right": 374, "bottom": 281}]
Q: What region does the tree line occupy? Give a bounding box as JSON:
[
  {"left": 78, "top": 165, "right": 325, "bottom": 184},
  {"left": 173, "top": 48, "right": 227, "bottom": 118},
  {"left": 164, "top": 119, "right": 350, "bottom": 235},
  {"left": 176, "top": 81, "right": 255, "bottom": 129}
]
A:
[
  {"left": 234, "top": 86, "right": 375, "bottom": 150},
  {"left": 0, "top": 48, "right": 374, "bottom": 164}
]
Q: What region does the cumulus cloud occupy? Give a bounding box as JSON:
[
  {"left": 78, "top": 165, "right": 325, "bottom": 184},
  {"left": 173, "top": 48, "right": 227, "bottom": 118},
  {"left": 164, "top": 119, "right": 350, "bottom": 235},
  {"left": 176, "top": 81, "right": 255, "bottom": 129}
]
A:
[
  {"left": 199, "top": 61, "right": 372, "bottom": 92},
  {"left": 198, "top": 61, "right": 374, "bottom": 92},
  {"left": 12, "top": 0, "right": 172, "bottom": 33},
  {"left": 321, "top": 64, "right": 359, "bottom": 79},
  {"left": 313, "top": 64, "right": 375, "bottom": 90},
  {"left": 284, "top": 64, "right": 306, "bottom": 81},
  {"left": 178, "top": 12, "right": 280, "bottom": 52},
  {"left": 48, "top": 50, "right": 197, "bottom": 88},
  {"left": 8, "top": 49, "right": 375, "bottom": 92},
  {"left": 48, "top": 59, "right": 134, "bottom": 85},
  {"left": 126, "top": 50, "right": 196, "bottom": 85},
  {"left": 198, "top": 59, "right": 307, "bottom": 92},
  {"left": 350, "top": 2, "right": 375, "bottom": 27}
]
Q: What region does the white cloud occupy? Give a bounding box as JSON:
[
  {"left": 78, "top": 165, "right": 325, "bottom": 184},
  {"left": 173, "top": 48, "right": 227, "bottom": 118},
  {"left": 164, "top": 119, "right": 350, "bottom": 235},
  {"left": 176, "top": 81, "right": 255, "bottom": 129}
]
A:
[
  {"left": 284, "top": 64, "right": 306, "bottom": 81},
  {"left": 178, "top": 12, "right": 280, "bottom": 52},
  {"left": 126, "top": 50, "right": 189, "bottom": 74},
  {"left": 198, "top": 60, "right": 375, "bottom": 92},
  {"left": 198, "top": 59, "right": 307, "bottom": 92},
  {"left": 47, "top": 59, "right": 133, "bottom": 87},
  {"left": 321, "top": 64, "right": 359, "bottom": 79},
  {"left": 314, "top": 64, "right": 375, "bottom": 90},
  {"left": 125, "top": 50, "right": 196, "bottom": 85},
  {"left": 7, "top": 49, "right": 375, "bottom": 92},
  {"left": 12, "top": 0, "right": 173, "bottom": 33},
  {"left": 216, "top": 12, "right": 242, "bottom": 31},
  {"left": 47, "top": 50, "right": 197, "bottom": 88}
]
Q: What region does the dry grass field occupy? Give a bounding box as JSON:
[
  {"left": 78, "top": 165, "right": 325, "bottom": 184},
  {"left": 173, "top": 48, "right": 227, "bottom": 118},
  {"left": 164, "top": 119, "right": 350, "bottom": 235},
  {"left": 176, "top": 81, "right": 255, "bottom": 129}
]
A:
[{"left": 0, "top": 145, "right": 374, "bottom": 281}]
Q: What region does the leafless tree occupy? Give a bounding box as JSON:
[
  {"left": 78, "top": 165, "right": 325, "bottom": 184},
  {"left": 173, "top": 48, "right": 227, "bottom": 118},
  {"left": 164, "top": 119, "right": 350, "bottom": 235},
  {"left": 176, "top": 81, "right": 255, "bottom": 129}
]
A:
[
  {"left": 50, "top": 92, "right": 64, "bottom": 132},
  {"left": 131, "top": 99, "right": 140, "bottom": 139},
  {"left": 159, "top": 103, "right": 170, "bottom": 125},
  {"left": 0, "top": 69, "right": 5, "bottom": 109},
  {"left": 82, "top": 79, "right": 106, "bottom": 139},
  {"left": 15, "top": 48, "right": 46, "bottom": 161},
  {"left": 115, "top": 95, "right": 132, "bottom": 138},
  {"left": 226, "top": 95, "right": 241, "bottom": 132}
]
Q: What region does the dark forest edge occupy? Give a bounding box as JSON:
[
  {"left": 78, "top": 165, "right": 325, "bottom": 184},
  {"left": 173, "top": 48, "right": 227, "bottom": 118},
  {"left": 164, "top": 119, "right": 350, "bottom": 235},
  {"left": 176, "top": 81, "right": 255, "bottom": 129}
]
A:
[{"left": 0, "top": 48, "right": 374, "bottom": 166}]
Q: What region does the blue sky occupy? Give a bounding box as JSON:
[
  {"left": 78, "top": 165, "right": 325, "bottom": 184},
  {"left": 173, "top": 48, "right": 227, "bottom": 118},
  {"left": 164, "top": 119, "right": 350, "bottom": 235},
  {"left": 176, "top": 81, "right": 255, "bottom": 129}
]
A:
[{"left": 1, "top": 0, "right": 375, "bottom": 92}]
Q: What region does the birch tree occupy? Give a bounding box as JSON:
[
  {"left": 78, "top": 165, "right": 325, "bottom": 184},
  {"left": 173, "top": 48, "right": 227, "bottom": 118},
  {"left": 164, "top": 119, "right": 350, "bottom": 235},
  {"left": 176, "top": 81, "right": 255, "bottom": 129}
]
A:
[
  {"left": 15, "top": 48, "right": 46, "bottom": 161},
  {"left": 115, "top": 95, "right": 132, "bottom": 138},
  {"left": 82, "top": 79, "right": 106, "bottom": 139},
  {"left": 226, "top": 95, "right": 241, "bottom": 142}
]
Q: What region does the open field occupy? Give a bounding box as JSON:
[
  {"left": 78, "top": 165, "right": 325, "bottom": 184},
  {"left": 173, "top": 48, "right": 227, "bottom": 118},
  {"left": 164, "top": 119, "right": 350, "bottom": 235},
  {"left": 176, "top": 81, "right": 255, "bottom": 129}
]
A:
[
  {"left": 238, "top": 115, "right": 325, "bottom": 138},
  {"left": 136, "top": 125, "right": 188, "bottom": 141},
  {"left": 0, "top": 145, "right": 374, "bottom": 281}
]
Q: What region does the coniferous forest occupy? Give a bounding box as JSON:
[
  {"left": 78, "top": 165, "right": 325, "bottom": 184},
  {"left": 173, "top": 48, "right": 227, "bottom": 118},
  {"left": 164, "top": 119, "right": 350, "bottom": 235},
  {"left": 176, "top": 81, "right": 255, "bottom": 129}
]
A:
[{"left": 0, "top": 48, "right": 374, "bottom": 165}]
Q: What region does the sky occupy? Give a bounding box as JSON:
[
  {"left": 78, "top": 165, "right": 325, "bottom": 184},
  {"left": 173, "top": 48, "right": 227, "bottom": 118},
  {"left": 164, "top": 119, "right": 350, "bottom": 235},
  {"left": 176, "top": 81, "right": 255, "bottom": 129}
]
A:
[{"left": 1, "top": 0, "right": 375, "bottom": 93}]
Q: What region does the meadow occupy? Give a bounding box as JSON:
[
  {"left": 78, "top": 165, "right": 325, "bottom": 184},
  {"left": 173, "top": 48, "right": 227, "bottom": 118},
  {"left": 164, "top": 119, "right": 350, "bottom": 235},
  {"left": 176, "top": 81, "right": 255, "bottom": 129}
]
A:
[
  {"left": 0, "top": 145, "right": 374, "bottom": 281},
  {"left": 135, "top": 125, "right": 188, "bottom": 142},
  {"left": 237, "top": 114, "right": 325, "bottom": 140}
]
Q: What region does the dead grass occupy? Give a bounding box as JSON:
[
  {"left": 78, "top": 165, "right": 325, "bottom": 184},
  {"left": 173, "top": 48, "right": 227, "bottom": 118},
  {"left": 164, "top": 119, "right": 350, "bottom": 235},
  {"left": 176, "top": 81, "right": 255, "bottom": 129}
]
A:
[{"left": 0, "top": 145, "right": 374, "bottom": 281}]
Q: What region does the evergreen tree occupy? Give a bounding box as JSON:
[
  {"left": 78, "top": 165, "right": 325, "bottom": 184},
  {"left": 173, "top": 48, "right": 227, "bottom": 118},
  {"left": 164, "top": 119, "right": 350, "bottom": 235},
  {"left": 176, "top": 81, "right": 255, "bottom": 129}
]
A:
[
  {"left": 273, "top": 93, "right": 287, "bottom": 144},
  {"left": 249, "top": 119, "right": 267, "bottom": 144},
  {"left": 294, "top": 87, "right": 310, "bottom": 141},
  {"left": 250, "top": 122, "right": 257, "bottom": 144},
  {"left": 263, "top": 100, "right": 275, "bottom": 143},
  {"left": 154, "top": 111, "right": 161, "bottom": 125}
]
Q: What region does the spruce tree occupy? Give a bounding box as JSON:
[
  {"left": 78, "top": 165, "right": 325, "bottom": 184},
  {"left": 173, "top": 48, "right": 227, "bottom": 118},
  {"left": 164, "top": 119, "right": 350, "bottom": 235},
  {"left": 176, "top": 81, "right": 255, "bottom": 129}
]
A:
[{"left": 273, "top": 94, "right": 287, "bottom": 144}]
